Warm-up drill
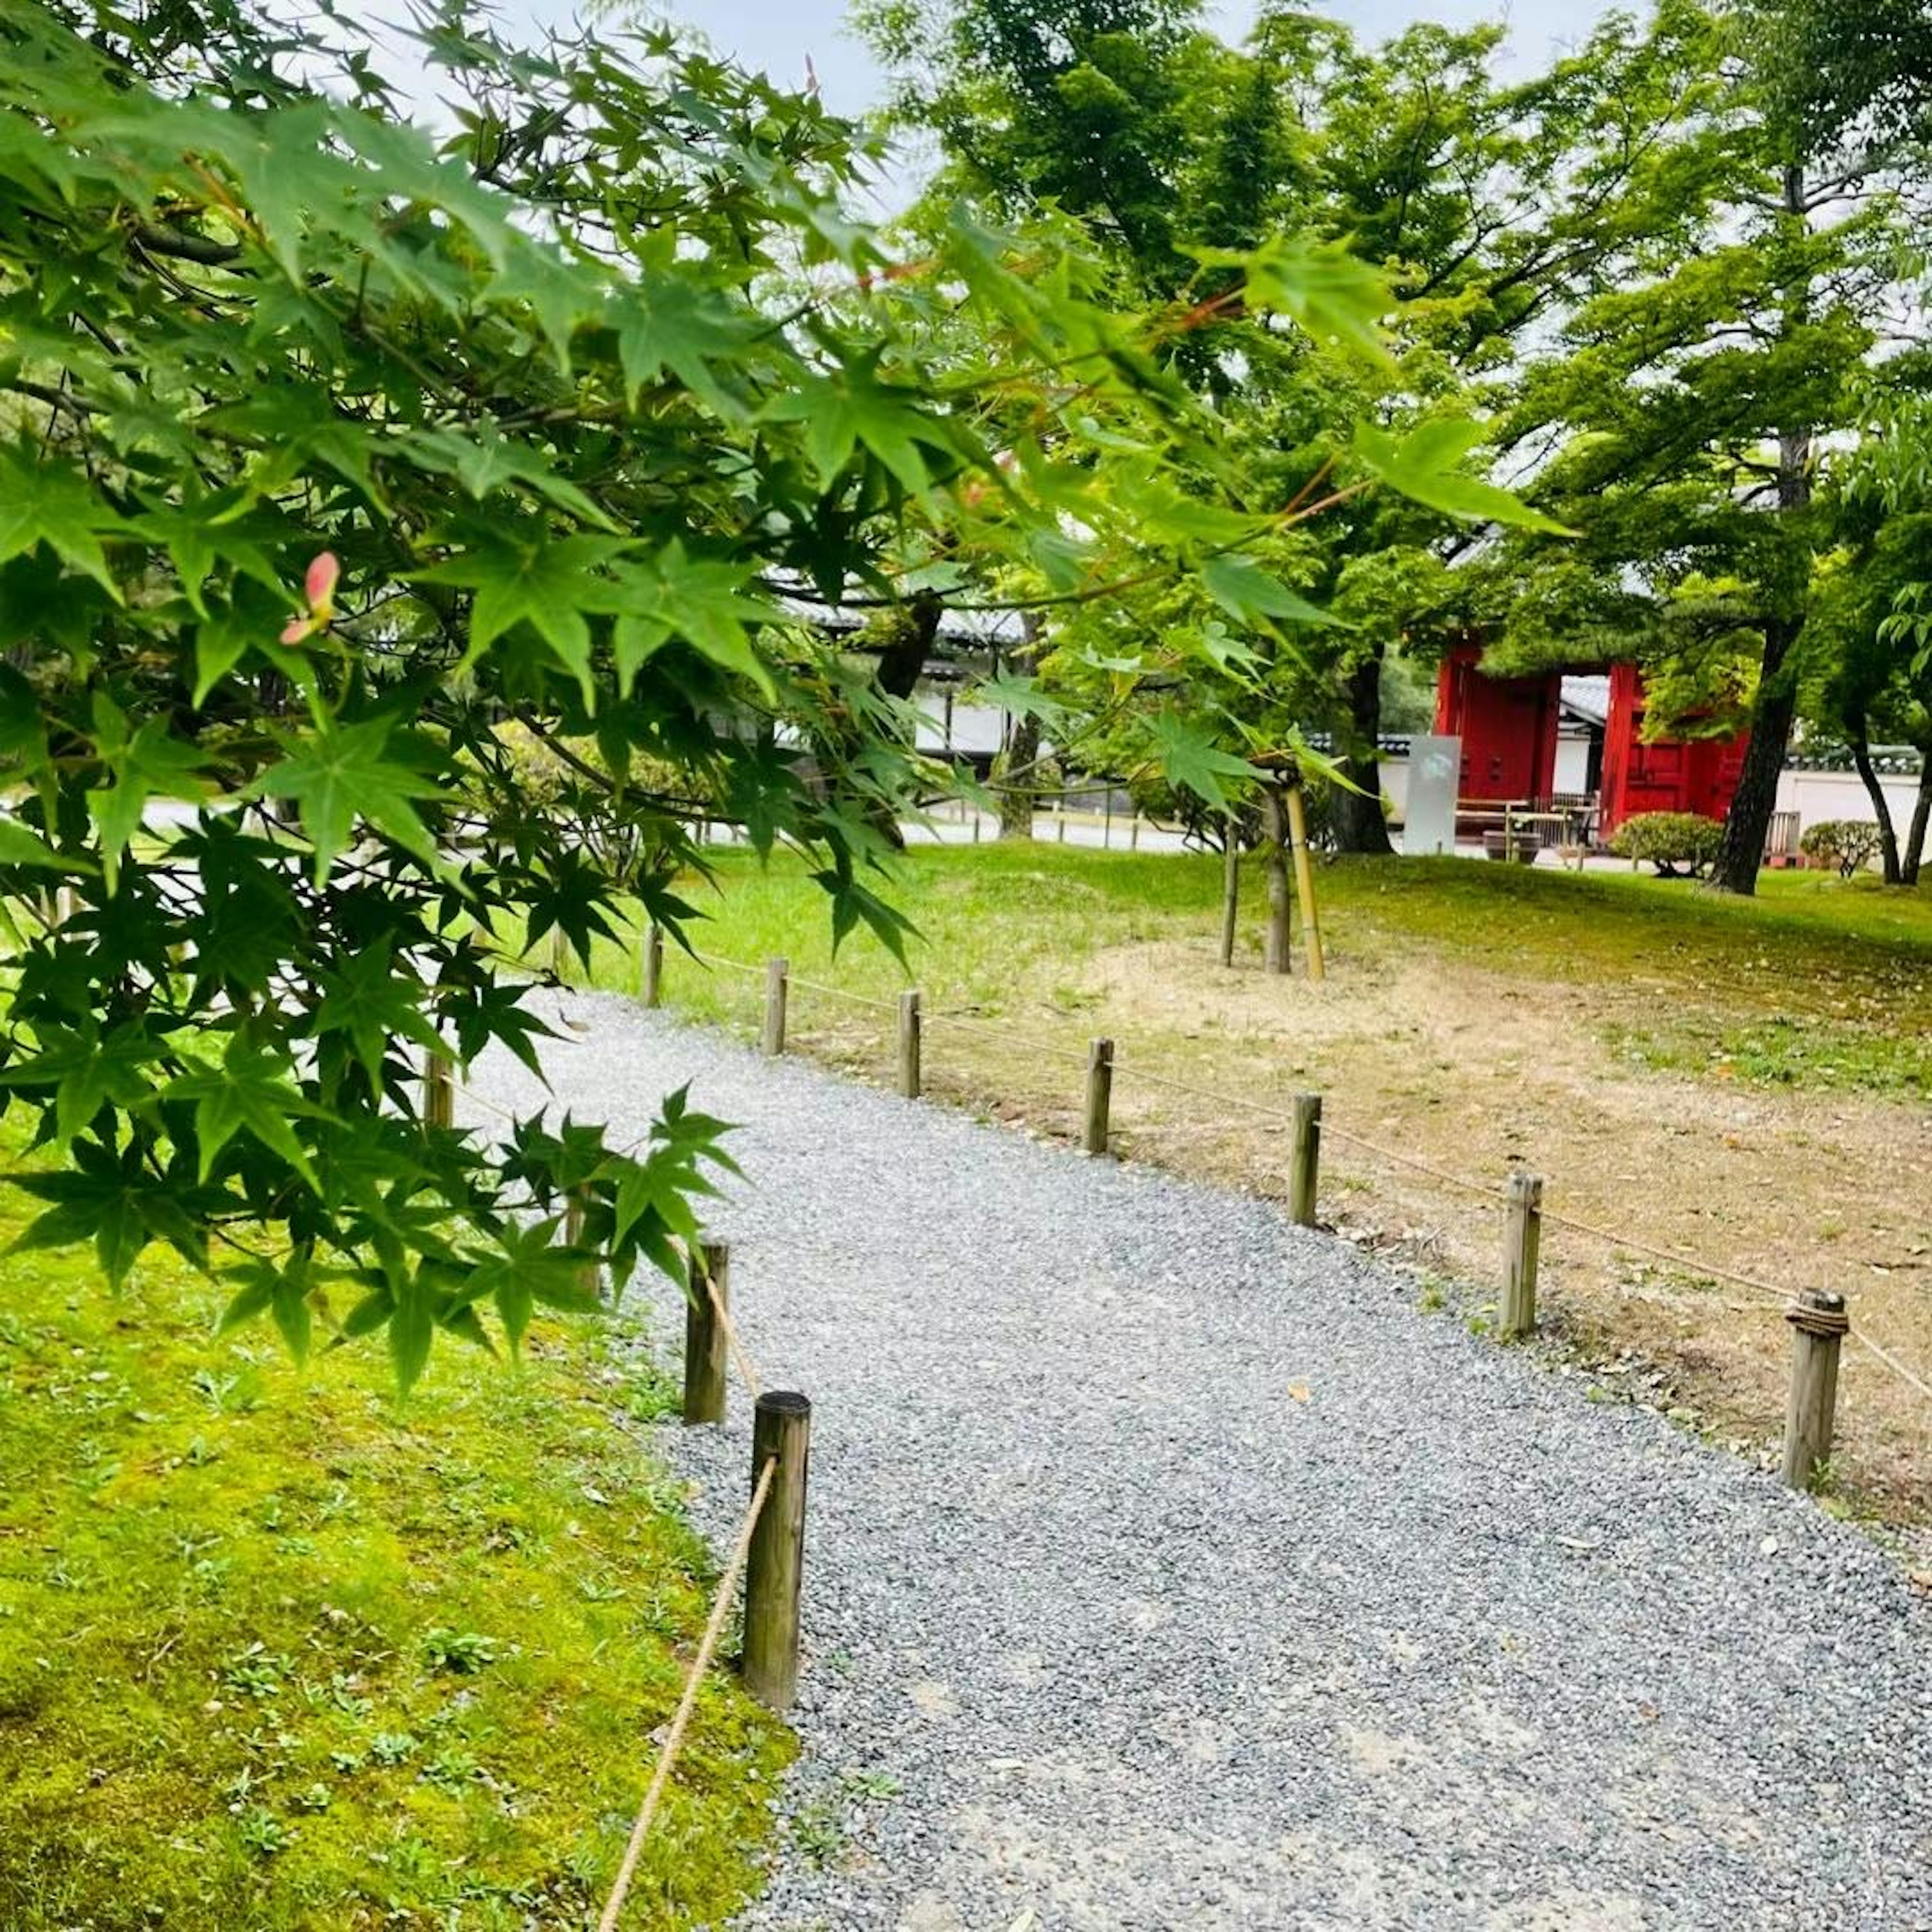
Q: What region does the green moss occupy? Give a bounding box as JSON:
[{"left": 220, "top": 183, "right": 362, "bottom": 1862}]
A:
[{"left": 0, "top": 1203, "right": 790, "bottom": 1928}]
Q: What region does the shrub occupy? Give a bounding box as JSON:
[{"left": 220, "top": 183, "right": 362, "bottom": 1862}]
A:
[
  {"left": 1608, "top": 810, "right": 1725, "bottom": 877},
  {"left": 1800, "top": 819, "right": 1886, "bottom": 878}
]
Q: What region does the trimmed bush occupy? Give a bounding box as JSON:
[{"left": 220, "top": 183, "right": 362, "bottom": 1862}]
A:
[
  {"left": 1800, "top": 819, "right": 1886, "bottom": 878},
  {"left": 1608, "top": 810, "right": 1724, "bottom": 878}
]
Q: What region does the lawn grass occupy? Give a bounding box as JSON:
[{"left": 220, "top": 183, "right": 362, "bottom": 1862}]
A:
[
  {"left": 0, "top": 1174, "right": 788, "bottom": 1928},
  {"left": 583, "top": 843, "right": 1932, "bottom": 1099}
]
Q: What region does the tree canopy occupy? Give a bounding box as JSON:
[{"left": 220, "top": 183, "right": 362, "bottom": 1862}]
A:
[{"left": 0, "top": 0, "right": 1541, "bottom": 1373}]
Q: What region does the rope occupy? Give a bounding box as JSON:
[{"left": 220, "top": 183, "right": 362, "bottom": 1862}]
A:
[
  {"left": 596, "top": 1455, "right": 778, "bottom": 1932},
  {"left": 1537, "top": 1208, "right": 1793, "bottom": 1314},
  {"left": 927, "top": 1006, "right": 1094, "bottom": 1068},
  {"left": 1105, "top": 1058, "right": 1509, "bottom": 1202},
  {"left": 1850, "top": 1326, "right": 1932, "bottom": 1404},
  {"left": 692, "top": 1241, "right": 765, "bottom": 1400}
]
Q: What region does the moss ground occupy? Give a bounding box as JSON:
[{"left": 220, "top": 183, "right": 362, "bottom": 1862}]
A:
[{"left": 0, "top": 1184, "right": 789, "bottom": 1929}]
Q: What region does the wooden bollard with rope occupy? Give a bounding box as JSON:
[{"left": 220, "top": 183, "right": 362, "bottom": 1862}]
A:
[
  {"left": 1781, "top": 1290, "right": 1848, "bottom": 1490},
  {"left": 1289, "top": 1093, "right": 1322, "bottom": 1227},
  {"left": 742, "top": 1391, "right": 812, "bottom": 1711},
  {"left": 683, "top": 1239, "right": 730, "bottom": 1426},
  {"left": 897, "top": 988, "right": 922, "bottom": 1099},
  {"left": 641, "top": 922, "right": 664, "bottom": 1008},
  {"left": 1501, "top": 1171, "right": 1543, "bottom": 1338},
  {"left": 1083, "top": 1036, "right": 1114, "bottom": 1156},
  {"left": 762, "top": 956, "right": 788, "bottom": 1057}
]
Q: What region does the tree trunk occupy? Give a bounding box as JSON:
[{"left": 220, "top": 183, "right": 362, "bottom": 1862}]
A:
[
  {"left": 872, "top": 590, "right": 940, "bottom": 702},
  {"left": 1219, "top": 821, "right": 1239, "bottom": 967},
  {"left": 993, "top": 611, "right": 1043, "bottom": 839},
  {"left": 1848, "top": 713, "right": 1902, "bottom": 883},
  {"left": 1714, "top": 164, "right": 1813, "bottom": 897},
  {"left": 1902, "top": 760, "right": 1932, "bottom": 887},
  {"left": 996, "top": 711, "right": 1041, "bottom": 838},
  {"left": 1330, "top": 641, "right": 1395, "bottom": 857},
  {"left": 1263, "top": 784, "right": 1292, "bottom": 975},
  {"left": 1711, "top": 647, "right": 1798, "bottom": 896}
]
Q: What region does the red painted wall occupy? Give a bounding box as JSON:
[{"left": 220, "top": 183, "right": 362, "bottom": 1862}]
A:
[
  {"left": 1598, "top": 663, "right": 1750, "bottom": 836},
  {"left": 1433, "top": 641, "right": 1563, "bottom": 801}
]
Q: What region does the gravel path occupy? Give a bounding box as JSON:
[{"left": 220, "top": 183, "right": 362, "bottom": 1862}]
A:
[{"left": 472, "top": 993, "right": 1932, "bottom": 1932}]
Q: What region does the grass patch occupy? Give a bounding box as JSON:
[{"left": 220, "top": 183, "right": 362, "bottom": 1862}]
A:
[
  {"left": 585, "top": 844, "right": 1932, "bottom": 1098},
  {"left": 0, "top": 1185, "right": 788, "bottom": 1928}
]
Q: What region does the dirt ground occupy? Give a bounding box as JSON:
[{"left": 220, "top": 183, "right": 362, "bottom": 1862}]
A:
[{"left": 798, "top": 934, "right": 1931, "bottom": 1531}]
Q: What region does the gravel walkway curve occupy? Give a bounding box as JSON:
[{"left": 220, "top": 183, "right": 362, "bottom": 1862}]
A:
[{"left": 472, "top": 993, "right": 1932, "bottom": 1932}]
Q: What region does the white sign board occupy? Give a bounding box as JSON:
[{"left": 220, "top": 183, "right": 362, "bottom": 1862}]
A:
[{"left": 1404, "top": 734, "right": 1461, "bottom": 855}]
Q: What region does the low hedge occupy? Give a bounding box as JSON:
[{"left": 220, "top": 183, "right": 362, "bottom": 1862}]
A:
[{"left": 1607, "top": 810, "right": 1724, "bottom": 878}]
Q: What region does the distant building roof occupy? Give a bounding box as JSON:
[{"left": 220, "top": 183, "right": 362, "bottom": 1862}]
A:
[{"left": 1560, "top": 675, "right": 1610, "bottom": 728}]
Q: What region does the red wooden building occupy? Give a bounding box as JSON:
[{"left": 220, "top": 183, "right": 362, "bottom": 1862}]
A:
[{"left": 1432, "top": 642, "right": 1748, "bottom": 837}]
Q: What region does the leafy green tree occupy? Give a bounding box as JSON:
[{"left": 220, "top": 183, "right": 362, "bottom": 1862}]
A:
[
  {"left": 1500, "top": 0, "right": 1930, "bottom": 893},
  {"left": 0, "top": 0, "right": 1407, "bottom": 1373},
  {"left": 865, "top": 0, "right": 1694, "bottom": 853}
]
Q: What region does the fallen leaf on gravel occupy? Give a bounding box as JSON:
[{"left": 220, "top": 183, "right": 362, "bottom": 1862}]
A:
[
  {"left": 1287, "top": 1384, "right": 1311, "bottom": 1402},
  {"left": 1909, "top": 1571, "right": 1932, "bottom": 1593}
]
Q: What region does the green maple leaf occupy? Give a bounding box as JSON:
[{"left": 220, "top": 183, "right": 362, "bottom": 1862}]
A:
[
  {"left": 0, "top": 1021, "right": 156, "bottom": 1149},
  {"left": 415, "top": 534, "right": 636, "bottom": 699},
  {"left": 1230, "top": 236, "right": 1395, "bottom": 365},
  {"left": 610, "top": 541, "right": 777, "bottom": 696},
  {"left": 0, "top": 820, "right": 70, "bottom": 870},
  {"left": 250, "top": 718, "right": 442, "bottom": 880},
  {"left": 1147, "top": 711, "right": 1259, "bottom": 810},
  {"left": 614, "top": 263, "right": 757, "bottom": 416},
  {"left": 1354, "top": 420, "right": 1574, "bottom": 535},
  {"left": 171, "top": 1035, "right": 334, "bottom": 1191},
  {"left": 312, "top": 945, "right": 443, "bottom": 1088},
  {"left": 87, "top": 697, "right": 209, "bottom": 891},
  {"left": 0, "top": 442, "right": 122, "bottom": 595},
  {"left": 1201, "top": 556, "right": 1339, "bottom": 630},
  {"left": 217, "top": 1248, "right": 320, "bottom": 1361}
]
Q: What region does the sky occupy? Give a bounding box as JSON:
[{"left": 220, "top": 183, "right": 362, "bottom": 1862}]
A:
[{"left": 521, "top": 1, "right": 1619, "bottom": 121}]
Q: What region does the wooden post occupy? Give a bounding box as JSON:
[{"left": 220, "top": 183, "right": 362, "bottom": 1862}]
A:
[
  {"left": 1130, "top": 812, "right": 1141, "bottom": 851},
  {"left": 1263, "top": 783, "right": 1292, "bottom": 976},
  {"left": 641, "top": 924, "right": 664, "bottom": 1008},
  {"left": 423, "top": 1049, "right": 455, "bottom": 1130},
  {"left": 897, "top": 989, "right": 922, "bottom": 1099},
  {"left": 1057, "top": 807, "right": 1067, "bottom": 845},
  {"left": 972, "top": 808, "right": 982, "bottom": 844},
  {"left": 563, "top": 1186, "right": 601, "bottom": 1297},
  {"left": 1284, "top": 785, "right": 1326, "bottom": 982},
  {"left": 1501, "top": 1171, "right": 1543, "bottom": 1338},
  {"left": 762, "top": 956, "right": 788, "bottom": 1057},
  {"left": 1083, "top": 1036, "right": 1114, "bottom": 1156},
  {"left": 1781, "top": 1290, "right": 1849, "bottom": 1490},
  {"left": 1289, "top": 1094, "right": 1322, "bottom": 1227},
  {"left": 1103, "top": 788, "right": 1113, "bottom": 848},
  {"left": 1220, "top": 827, "right": 1240, "bottom": 968},
  {"left": 743, "top": 1390, "right": 812, "bottom": 1710},
  {"left": 683, "top": 1239, "right": 730, "bottom": 1426}
]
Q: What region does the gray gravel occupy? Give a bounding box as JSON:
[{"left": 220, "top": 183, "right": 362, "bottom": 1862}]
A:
[{"left": 473, "top": 992, "right": 1932, "bottom": 1932}]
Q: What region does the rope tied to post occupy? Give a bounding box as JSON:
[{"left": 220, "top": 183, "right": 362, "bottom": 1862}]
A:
[
  {"left": 596, "top": 1454, "right": 779, "bottom": 1932},
  {"left": 1787, "top": 1292, "right": 1850, "bottom": 1340}
]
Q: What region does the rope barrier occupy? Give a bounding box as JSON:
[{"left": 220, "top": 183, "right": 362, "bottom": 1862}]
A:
[
  {"left": 927, "top": 1006, "right": 1095, "bottom": 1068},
  {"left": 596, "top": 1455, "right": 778, "bottom": 1932}
]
